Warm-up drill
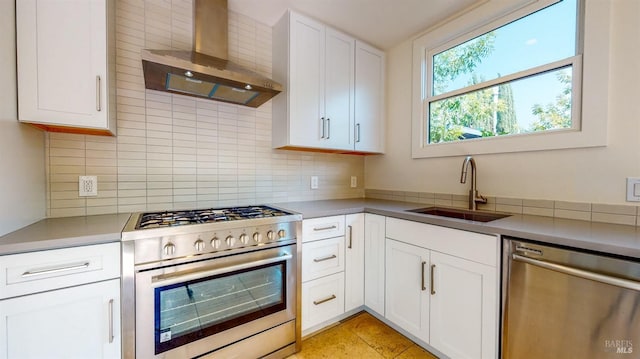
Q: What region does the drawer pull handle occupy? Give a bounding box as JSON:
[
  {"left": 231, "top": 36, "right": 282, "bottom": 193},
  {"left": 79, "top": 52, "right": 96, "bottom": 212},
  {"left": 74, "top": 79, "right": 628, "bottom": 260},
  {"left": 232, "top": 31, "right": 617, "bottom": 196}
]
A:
[
  {"left": 421, "top": 261, "right": 426, "bottom": 291},
  {"left": 313, "top": 254, "right": 337, "bottom": 263},
  {"left": 430, "top": 264, "right": 436, "bottom": 295},
  {"left": 22, "top": 261, "right": 91, "bottom": 278},
  {"left": 96, "top": 75, "right": 102, "bottom": 111},
  {"left": 348, "top": 225, "right": 353, "bottom": 249},
  {"left": 108, "top": 299, "right": 115, "bottom": 343},
  {"left": 313, "top": 294, "right": 337, "bottom": 305},
  {"left": 313, "top": 225, "right": 337, "bottom": 231}
]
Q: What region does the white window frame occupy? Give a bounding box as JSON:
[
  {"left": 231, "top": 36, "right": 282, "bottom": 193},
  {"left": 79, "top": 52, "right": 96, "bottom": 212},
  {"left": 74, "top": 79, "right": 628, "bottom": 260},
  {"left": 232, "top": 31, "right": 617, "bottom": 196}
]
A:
[{"left": 411, "top": 0, "right": 610, "bottom": 158}]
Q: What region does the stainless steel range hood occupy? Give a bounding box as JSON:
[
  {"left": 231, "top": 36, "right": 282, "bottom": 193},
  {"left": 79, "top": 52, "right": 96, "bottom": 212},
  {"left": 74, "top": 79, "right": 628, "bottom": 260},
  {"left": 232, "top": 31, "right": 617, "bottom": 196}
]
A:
[{"left": 141, "top": 0, "right": 282, "bottom": 108}]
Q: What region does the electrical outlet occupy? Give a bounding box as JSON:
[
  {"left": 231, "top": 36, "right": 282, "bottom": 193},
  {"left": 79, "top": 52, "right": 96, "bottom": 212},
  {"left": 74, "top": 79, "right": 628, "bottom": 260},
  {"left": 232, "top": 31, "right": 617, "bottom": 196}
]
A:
[
  {"left": 350, "top": 176, "right": 357, "bottom": 188},
  {"left": 79, "top": 176, "right": 98, "bottom": 197},
  {"left": 310, "top": 176, "right": 319, "bottom": 190},
  {"left": 626, "top": 177, "right": 640, "bottom": 202}
]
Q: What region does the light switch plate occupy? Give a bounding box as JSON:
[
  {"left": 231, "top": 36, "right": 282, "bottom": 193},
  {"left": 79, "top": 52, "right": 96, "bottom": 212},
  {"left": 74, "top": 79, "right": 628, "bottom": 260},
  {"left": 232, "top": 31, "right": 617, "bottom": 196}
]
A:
[
  {"left": 310, "top": 176, "right": 319, "bottom": 190},
  {"left": 350, "top": 176, "right": 357, "bottom": 188},
  {"left": 626, "top": 177, "right": 640, "bottom": 202}
]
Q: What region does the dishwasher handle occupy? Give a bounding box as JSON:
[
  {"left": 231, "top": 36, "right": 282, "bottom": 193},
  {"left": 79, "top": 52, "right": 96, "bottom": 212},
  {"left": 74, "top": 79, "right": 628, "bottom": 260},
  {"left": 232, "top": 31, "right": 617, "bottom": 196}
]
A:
[{"left": 513, "top": 253, "right": 640, "bottom": 291}]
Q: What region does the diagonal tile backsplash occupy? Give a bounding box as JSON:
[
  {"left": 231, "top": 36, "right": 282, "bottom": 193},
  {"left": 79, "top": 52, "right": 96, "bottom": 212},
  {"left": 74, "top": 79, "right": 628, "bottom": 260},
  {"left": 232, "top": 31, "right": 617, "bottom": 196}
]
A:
[{"left": 45, "top": 0, "right": 365, "bottom": 218}]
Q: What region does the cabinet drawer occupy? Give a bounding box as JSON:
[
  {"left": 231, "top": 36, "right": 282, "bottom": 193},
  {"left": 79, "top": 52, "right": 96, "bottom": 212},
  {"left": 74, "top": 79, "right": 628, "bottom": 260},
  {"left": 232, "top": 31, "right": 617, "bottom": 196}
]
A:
[
  {"left": 0, "top": 242, "right": 120, "bottom": 299},
  {"left": 386, "top": 218, "right": 498, "bottom": 266},
  {"left": 302, "top": 272, "right": 345, "bottom": 331},
  {"left": 302, "top": 236, "right": 345, "bottom": 282},
  {"left": 302, "top": 216, "right": 345, "bottom": 243}
]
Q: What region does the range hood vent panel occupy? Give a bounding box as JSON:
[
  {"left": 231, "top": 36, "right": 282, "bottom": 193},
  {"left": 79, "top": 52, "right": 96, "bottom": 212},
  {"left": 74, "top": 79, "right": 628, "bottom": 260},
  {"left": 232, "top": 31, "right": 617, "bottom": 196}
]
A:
[{"left": 140, "top": 0, "right": 282, "bottom": 108}]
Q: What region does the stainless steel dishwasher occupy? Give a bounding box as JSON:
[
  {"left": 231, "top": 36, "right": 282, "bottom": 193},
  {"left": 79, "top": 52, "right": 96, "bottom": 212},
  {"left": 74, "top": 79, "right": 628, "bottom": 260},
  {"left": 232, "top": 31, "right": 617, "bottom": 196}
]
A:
[{"left": 502, "top": 238, "right": 640, "bottom": 358}]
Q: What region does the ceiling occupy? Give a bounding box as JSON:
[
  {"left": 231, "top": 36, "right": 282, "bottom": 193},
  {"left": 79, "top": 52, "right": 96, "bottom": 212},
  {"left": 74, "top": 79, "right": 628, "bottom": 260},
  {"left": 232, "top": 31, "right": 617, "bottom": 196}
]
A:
[{"left": 228, "top": 0, "right": 483, "bottom": 50}]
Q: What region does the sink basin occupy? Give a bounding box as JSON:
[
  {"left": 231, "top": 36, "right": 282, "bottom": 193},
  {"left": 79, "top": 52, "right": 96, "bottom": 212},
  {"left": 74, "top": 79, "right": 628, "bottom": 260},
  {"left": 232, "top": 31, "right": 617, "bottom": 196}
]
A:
[{"left": 406, "top": 207, "right": 510, "bottom": 223}]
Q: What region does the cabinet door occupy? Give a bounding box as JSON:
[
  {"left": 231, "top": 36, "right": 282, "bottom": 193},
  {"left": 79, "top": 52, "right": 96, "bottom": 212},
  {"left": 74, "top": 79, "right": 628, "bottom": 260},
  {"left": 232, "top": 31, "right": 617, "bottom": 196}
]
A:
[
  {"left": 344, "top": 213, "right": 365, "bottom": 312},
  {"left": 17, "top": 0, "right": 109, "bottom": 130},
  {"left": 0, "top": 279, "right": 121, "bottom": 359},
  {"left": 301, "top": 236, "right": 345, "bottom": 282},
  {"left": 385, "top": 239, "right": 430, "bottom": 343},
  {"left": 354, "top": 41, "right": 385, "bottom": 153},
  {"left": 430, "top": 251, "right": 497, "bottom": 359},
  {"left": 289, "top": 12, "right": 325, "bottom": 148},
  {"left": 364, "top": 213, "right": 386, "bottom": 315},
  {"left": 301, "top": 272, "right": 345, "bottom": 332},
  {"left": 323, "top": 28, "right": 354, "bottom": 151}
]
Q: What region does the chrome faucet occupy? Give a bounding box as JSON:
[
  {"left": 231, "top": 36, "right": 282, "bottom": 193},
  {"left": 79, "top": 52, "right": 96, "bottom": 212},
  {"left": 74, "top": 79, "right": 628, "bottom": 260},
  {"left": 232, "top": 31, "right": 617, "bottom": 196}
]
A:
[{"left": 460, "top": 156, "right": 487, "bottom": 211}]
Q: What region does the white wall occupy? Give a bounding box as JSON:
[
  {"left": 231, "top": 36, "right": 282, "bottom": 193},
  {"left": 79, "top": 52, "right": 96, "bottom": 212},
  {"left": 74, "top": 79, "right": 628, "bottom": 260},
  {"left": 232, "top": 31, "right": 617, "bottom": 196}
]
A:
[
  {"left": 0, "top": 0, "right": 46, "bottom": 235},
  {"left": 365, "top": 0, "right": 640, "bottom": 205}
]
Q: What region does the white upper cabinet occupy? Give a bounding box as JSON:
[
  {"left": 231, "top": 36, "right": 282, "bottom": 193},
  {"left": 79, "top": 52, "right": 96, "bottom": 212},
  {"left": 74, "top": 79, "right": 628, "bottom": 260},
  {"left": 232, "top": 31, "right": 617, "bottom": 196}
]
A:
[
  {"left": 354, "top": 41, "right": 385, "bottom": 153},
  {"left": 273, "top": 10, "right": 384, "bottom": 154},
  {"left": 323, "top": 28, "right": 355, "bottom": 150},
  {"left": 16, "top": 0, "right": 115, "bottom": 135}
]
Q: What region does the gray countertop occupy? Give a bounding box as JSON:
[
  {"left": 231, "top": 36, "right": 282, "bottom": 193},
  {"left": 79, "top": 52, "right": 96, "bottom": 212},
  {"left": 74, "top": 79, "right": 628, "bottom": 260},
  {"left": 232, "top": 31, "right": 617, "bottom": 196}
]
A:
[
  {"left": 0, "top": 213, "right": 131, "bottom": 255},
  {"left": 2, "top": 199, "right": 640, "bottom": 259},
  {"left": 275, "top": 199, "right": 640, "bottom": 259}
]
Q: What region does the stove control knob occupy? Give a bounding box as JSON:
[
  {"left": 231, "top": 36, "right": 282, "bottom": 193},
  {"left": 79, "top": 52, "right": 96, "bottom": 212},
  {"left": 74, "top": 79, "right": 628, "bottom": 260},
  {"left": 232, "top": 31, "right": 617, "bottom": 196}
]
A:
[
  {"left": 239, "top": 234, "right": 249, "bottom": 245},
  {"left": 210, "top": 237, "right": 222, "bottom": 249},
  {"left": 194, "top": 239, "right": 205, "bottom": 252},
  {"left": 266, "top": 230, "right": 274, "bottom": 241},
  {"left": 253, "top": 232, "right": 262, "bottom": 243},
  {"left": 277, "top": 229, "right": 286, "bottom": 239},
  {"left": 163, "top": 243, "right": 176, "bottom": 256},
  {"left": 226, "top": 235, "right": 236, "bottom": 247}
]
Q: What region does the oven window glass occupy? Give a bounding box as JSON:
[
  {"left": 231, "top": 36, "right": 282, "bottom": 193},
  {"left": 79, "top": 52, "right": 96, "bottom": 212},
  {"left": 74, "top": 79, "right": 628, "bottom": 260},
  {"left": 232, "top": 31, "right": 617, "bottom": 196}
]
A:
[{"left": 154, "top": 261, "right": 286, "bottom": 354}]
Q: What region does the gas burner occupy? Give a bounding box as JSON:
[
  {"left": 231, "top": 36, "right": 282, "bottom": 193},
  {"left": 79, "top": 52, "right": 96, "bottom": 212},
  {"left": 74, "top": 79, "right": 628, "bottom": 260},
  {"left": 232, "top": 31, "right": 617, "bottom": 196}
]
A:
[{"left": 135, "top": 205, "right": 293, "bottom": 229}]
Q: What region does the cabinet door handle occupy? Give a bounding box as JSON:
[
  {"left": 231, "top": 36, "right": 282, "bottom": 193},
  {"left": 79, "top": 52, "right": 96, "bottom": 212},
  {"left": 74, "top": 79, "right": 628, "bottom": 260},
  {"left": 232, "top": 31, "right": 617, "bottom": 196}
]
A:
[
  {"left": 355, "top": 123, "right": 361, "bottom": 143},
  {"left": 347, "top": 225, "right": 353, "bottom": 249},
  {"left": 320, "top": 117, "right": 325, "bottom": 138},
  {"left": 421, "top": 261, "right": 427, "bottom": 291},
  {"left": 326, "top": 118, "right": 331, "bottom": 139},
  {"left": 96, "top": 75, "right": 102, "bottom": 112},
  {"left": 430, "top": 264, "right": 436, "bottom": 295},
  {"left": 22, "top": 261, "right": 90, "bottom": 278},
  {"left": 108, "top": 298, "right": 115, "bottom": 343},
  {"left": 313, "top": 254, "right": 337, "bottom": 263},
  {"left": 313, "top": 294, "right": 337, "bottom": 305},
  {"left": 313, "top": 225, "right": 337, "bottom": 231}
]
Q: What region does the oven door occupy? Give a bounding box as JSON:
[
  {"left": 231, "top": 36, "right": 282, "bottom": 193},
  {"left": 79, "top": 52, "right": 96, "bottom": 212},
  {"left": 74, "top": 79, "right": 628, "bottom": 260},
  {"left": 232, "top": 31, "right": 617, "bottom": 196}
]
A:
[{"left": 135, "top": 244, "right": 296, "bottom": 359}]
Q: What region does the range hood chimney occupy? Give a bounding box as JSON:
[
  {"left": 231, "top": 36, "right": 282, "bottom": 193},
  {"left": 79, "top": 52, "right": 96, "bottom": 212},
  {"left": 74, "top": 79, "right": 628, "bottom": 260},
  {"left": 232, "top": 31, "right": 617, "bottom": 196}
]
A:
[{"left": 141, "top": 0, "right": 282, "bottom": 108}]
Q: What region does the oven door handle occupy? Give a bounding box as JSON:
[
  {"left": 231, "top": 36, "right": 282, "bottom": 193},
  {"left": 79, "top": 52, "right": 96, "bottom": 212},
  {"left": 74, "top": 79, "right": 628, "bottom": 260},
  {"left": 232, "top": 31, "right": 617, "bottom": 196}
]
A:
[{"left": 151, "top": 253, "right": 293, "bottom": 288}]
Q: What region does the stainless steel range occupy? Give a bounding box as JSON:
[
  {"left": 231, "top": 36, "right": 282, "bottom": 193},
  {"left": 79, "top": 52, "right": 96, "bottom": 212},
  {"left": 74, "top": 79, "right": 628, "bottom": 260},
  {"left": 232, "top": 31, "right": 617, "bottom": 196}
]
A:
[{"left": 121, "top": 205, "right": 302, "bottom": 359}]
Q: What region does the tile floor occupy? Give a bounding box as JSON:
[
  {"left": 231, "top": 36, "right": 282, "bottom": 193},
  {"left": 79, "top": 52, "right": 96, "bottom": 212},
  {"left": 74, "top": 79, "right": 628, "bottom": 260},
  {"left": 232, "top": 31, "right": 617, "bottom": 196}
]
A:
[{"left": 287, "top": 312, "right": 439, "bottom": 359}]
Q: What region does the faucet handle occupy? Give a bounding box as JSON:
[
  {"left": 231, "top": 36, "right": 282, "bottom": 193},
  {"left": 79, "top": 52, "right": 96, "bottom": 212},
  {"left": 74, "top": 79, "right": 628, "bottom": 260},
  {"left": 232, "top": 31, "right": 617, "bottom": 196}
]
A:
[{"left": 475, "top": 194, "right": 488, "bottom": 205}]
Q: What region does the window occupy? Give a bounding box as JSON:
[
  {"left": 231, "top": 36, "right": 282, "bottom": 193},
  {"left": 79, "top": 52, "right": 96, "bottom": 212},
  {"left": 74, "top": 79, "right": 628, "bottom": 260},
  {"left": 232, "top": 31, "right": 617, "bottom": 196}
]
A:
[
  {"left": 428, "top": 0, "right": 579, "bottom": 144},
  {"left": 411, "top": 0, "right": 609, "bottom": 158}
]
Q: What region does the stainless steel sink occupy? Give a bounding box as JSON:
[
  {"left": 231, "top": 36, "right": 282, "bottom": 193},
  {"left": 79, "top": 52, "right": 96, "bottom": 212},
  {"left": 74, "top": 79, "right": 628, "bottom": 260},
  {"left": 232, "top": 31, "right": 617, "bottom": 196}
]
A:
[{"left": 406, "top": 207, "right": 510, "bottom": 223}]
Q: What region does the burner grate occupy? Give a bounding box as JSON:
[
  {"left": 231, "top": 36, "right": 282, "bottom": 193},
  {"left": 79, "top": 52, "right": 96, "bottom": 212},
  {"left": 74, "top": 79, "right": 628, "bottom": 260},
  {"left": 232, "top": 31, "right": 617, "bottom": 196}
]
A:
[{"left": 135, "top": 205, "right": 292, "bottom": 229}]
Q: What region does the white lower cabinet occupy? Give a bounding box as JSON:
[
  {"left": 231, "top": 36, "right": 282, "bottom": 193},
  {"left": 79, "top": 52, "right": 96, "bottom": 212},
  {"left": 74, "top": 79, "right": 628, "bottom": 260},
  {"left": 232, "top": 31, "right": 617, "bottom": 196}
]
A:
[
  {"left": 364, "top": 213, "right": 385, "bottom": 315},
  {"left": 0, "top": 243, "right": 121, "bottom": 359},
  {"left": 0, "top": 278, "right": 121, "bottom": 359},
  {"left": 301, "top": 272, "right": 345, "bottom": 330},
  {"left": 301, "top": 213, "right": 498, "bottom": 359},
  {"left": 301, "top": 214, "right": 365, "bottom": 334},
  {"left": 345, "top": 213, "right": 365, "bottom": 312},
  {"left": 385, "top": 217, "right": 498, "bottom": 359},
  {"left": 385, "top": 239, "right": 430, "bottom": 342},
  {"left": 301, "top": 216, "right": 347, "bottom": 334},
  {"left": 429, "top": 251, "right": 497, "bottom": 359}
]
